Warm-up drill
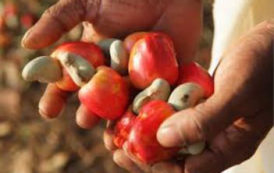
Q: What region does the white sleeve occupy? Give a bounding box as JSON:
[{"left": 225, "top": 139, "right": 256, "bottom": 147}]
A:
[
  {"left": 210, "top": 0, "right": 274, "bottom": 173},
  {"left": 209, "top": 0, "right": 274, "bottom": 75}
]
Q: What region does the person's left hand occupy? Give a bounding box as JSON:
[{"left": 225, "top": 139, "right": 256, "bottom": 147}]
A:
[{"left": 104, "top": 20, "right": 274, "bottom": 173}]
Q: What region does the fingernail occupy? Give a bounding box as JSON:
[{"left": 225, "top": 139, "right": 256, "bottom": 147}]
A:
[
  {"left": 103, "top": 130, "right": 117, "bottom": 151},
  {"left": 21, "top": 28, "right": 33, "bottom": 48},
  {"left": 157, "top": 126, "right": 183, "bottom": 147},
  {"left": 39, "top": 107, "right": 58, "bottom": 120},
  {"left": 38, "top": 102, "right": 63, "bottom": 119}
]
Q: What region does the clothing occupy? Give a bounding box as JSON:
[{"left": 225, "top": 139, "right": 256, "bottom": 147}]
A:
[{"left": 209, "top": 0, "right": 274, "bottom": 172}]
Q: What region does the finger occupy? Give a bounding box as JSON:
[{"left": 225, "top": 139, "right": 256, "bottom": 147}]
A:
[
  {"left": 103, "top": 129, "right": 117, "bottom": 151},
  {"left": 123, "top": 142, "right": 152, "bottom": 173},
  {"left": 39, "top": 84, "right": 70, "bottom": 119},
  {"left": 113, "top": 149, "right": 144, "bottom": 173},
  {"left": 157, "top": 20, "right": 274, "bottom": 148},
  {"left": 184, "top": 110, "right": 272, "bottom": 173},
  {"left": 157, "top": 94, "right": 238, "bottom": 147},
  {"left": 152, "top": 162, "right": 181, "bottom": 173},
  {"left": 81, "top": 22, "right": 108, "bottom": 43},
  {"left": 22, "top": 0, "right": 97, "bottom": 49},
  {"left": 152, "top": 0, "right": 202, "bottom": 64},
  {"left": 76, "top": 104, "right": 101, "bottom": 129}
]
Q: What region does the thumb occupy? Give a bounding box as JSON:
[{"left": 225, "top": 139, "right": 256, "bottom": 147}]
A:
[
  {"left": 22, "top": 0, "right": 99, "bottom": 49},
  {"left": 157, "top": 95, "right": 238, "bottom": 147}
]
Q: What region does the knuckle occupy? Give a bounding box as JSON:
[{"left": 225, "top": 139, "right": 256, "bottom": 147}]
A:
[
  {"left": 44, "top": 5, "right": 58, "bottom": 18},
  {"left": 43, "top": 0, "right": 86, "bottom": 31},
  {"left": 43, "top": 5, "right": 68, "bottom": 31},
  {"left": 176, "top": 109, "right": 207, "bottom": 146},
  {"left": 191, "top": 110, "right": 207, "bottom": 140},
  {"left": 190, "top": 107, "right": 209, "bottom": 140},
  {"left": 194, "top": 100, "right": 223, "bottom": 140}
]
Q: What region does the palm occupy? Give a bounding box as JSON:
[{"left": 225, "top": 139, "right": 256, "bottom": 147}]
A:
[
  {"left": 23, "top": 0, "right": 202, "bottom": 63},
  {"left": 83, "top": 0, "right": 202, "bottom": 62}
]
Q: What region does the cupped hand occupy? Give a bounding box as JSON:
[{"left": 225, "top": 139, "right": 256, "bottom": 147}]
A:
[
  {"left": 104, "top": 20, "right": 274, "bottom": 173},
  {"left": 21, "top": 0, "right": 202, "bottom": 126}
]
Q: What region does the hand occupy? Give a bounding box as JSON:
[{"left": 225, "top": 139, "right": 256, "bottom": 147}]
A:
[
  {"left": 21, "top": 0, "right": 202, "bottom": 126},
  {"left": 104, "top": 20, "right": 274, "bottom": 173},
  {"left": 156, "top": 20, "right": 273, "bottom": 173}
]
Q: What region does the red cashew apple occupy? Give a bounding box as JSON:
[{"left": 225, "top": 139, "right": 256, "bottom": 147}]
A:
[
  {"left": 129, "top": 32, "right": 179, "bottom": 89},
  {"left": 114, "top": 109, "right": 136, "bottom": 148},
  {"left": 52, "top": 42, "right": 105, "bottom": 68},
  {"left": 52, "top": 42, "right": 105, "bottom": 91},
  {"left": 3, "top": 2, "right": 18, "bottom": 18},
  {"left": 178, "top": 61, "right": 214, "bottom": 97},
  {"left": 20, "top": 13, "right": 37, "bottom": 29},
  {"left": 23, "top": 42, "right": 127, "bottom": 120},
  {"left": 79, "top": 66, "right": 129, "bottom": 120},
  {"left": 124, "top": 32, "right": 148, "bottom": 53},
  {"left": 126, "top": 100, "right": 179, "bottom": 164}
]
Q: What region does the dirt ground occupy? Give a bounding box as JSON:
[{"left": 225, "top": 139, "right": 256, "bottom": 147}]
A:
[{"left": 0, "top": 1, "right": 214, "bottom": 173}]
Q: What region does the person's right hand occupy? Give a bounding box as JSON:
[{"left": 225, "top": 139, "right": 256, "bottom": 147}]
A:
[
  {"left": 103, "top": 19, "right": 274, "bottom": 173},
  {"left": 21, "top": 0, "right": 202, "bottom": 128}
]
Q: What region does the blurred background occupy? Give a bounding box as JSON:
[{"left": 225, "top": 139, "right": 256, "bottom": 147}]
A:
[{"left": 0, "top": 0, "right": 213, "bottom": 173}]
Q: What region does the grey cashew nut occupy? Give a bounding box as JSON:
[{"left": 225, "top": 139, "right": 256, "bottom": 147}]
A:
[
  {"left": 58, "top": 52, "right": 96, "bottom": 87},
  {"left": 110, "top": 40, "right": 129, "bottom": 75},
  {"left": 133, "top": 78, "right": 171, "bottom": 114},
  {"left": 168, "top": 82, "right": 206, "bottom": 155},
  {"left": 22, "top": 56, "right": 62, "bottom": 83}
]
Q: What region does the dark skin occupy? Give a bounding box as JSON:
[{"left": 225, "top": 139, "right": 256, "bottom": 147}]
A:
[{"left": 22, "top": 0, "right": 274, "bottom": 172}]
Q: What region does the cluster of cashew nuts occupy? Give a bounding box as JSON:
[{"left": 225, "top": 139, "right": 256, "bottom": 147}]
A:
[
  {"left": 132, "top": 78, "right": 206, "bottom": 155},
  {"left": 21, "top": 33, "right": 209, "bottom": 157}
]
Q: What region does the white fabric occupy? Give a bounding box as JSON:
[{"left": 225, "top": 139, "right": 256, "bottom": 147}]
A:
[
  {"left": 210, "top": 0, "right": 274, "bottom": 74},
  {"left": 209, "top": 0, "right": 274, "bottom": 173}
]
